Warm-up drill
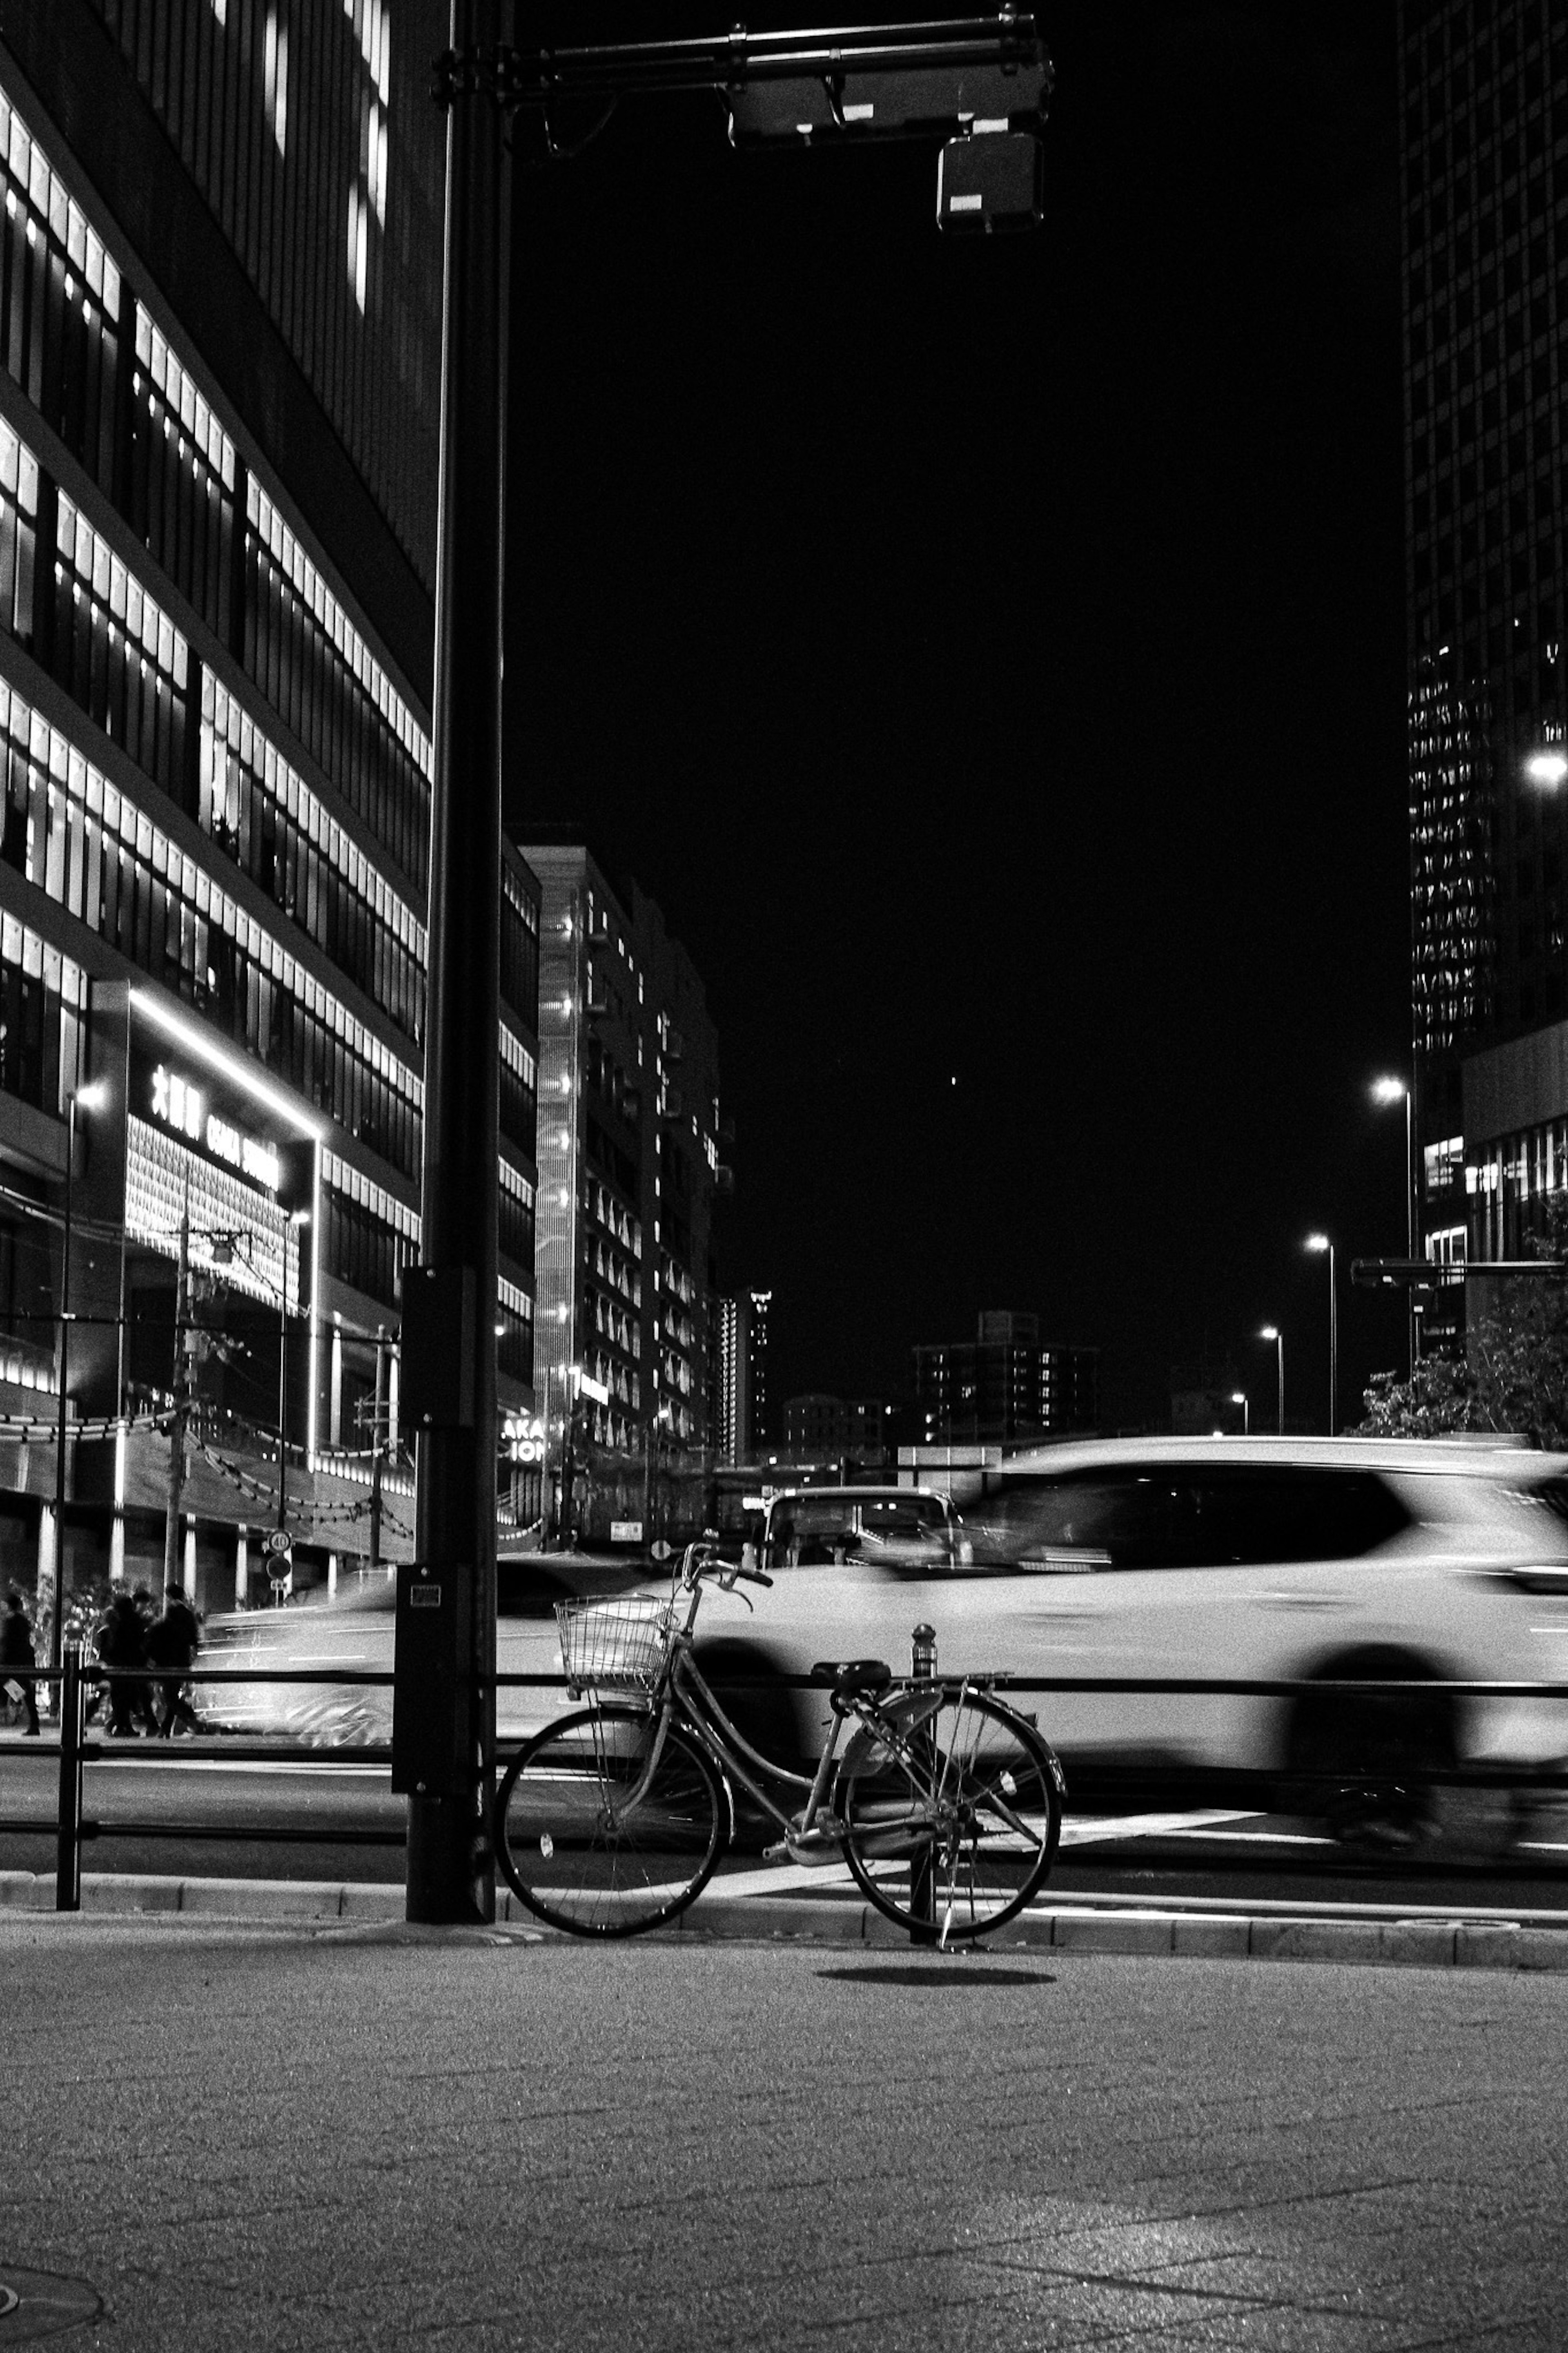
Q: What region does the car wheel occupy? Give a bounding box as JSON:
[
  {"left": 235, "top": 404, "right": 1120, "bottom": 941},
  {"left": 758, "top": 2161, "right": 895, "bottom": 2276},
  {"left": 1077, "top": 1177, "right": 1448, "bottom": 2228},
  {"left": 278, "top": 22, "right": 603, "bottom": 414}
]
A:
[
  {"left": 1284, "top": 1649, "right": 1457, "bottom": 1857},
  {"left": 291, "top": 1688, "right": 386, "bottom": 1748}
]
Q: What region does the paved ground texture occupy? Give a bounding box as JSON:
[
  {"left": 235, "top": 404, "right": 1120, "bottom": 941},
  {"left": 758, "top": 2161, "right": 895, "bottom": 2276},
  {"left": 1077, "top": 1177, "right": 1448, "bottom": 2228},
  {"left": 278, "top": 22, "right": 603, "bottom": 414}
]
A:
[{"left": 4, "top": 1919, "right": 1566, "bottom": 2351}]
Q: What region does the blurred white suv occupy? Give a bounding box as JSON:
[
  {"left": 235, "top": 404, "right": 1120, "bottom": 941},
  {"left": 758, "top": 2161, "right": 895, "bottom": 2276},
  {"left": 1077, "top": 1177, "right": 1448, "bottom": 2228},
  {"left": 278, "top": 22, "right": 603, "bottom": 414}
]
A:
[{"left": 693, "top": 1438, "right": 1568, "bottom": 1851}]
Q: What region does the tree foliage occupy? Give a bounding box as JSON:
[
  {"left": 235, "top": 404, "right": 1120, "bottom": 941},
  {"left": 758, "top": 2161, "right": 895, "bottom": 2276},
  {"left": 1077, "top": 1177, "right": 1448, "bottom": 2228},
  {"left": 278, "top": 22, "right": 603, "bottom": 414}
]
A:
[{"left": 1358, "top": 1204, "right": 1568, "bottom": 1450}]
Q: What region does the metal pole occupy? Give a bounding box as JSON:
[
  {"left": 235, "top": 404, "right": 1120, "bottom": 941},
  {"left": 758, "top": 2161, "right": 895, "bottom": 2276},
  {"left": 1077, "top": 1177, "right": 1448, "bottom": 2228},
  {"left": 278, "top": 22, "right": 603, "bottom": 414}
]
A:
[
  {"left": 909, "top": 1622, "right": 938, "bottom": 1947},
  {"left": 274, "top": 1275, "right": 289, "bottom": 1603},
  {"left": 1405, "top": 1086, "right": 1418, "bottom": 1374},
  {"left": 162, "top": 1197, "right": 189, "bottom": 1597},
  {"left": 1276, "top": 1331, "right": 1285, "bottom": 1436},
  {"left": 370, "top": 1324, "right": 385, "bottom": 1572},
  {"left": 49, "top": 1093, "right": 77, "bottom": 1682},
  {"left": 406, "top": 0, "right": 509, "bottom": 1924},
  {"left": 1328, "top": 1243, "right": 1338, "bottom": 1437},
  {"left": 55, "top": 1635, "right": 84, "bottom": 1911}
]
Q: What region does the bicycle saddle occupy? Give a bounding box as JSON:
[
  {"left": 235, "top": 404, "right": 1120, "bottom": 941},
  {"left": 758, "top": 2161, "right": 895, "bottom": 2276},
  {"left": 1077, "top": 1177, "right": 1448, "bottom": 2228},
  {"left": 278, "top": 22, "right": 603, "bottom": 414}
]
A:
[{"left": 810, "top": 1658, "right": 893, "bottom": 1699}]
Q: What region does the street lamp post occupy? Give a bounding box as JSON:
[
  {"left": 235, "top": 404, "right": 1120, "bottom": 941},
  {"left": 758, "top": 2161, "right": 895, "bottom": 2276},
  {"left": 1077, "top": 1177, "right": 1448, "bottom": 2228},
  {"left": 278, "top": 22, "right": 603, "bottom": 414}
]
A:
[
  {"left": 1230, "top": 1390, "right": 1249, "bottom": 1436},
  {"left": 1305, "top": 1236, "right": 1337, "bottom": 1434},
  {"left": 50, "top": 1082, "right": 105, "bottom": 1679},
  {"left": 1259, "top": 1326, "right": 1284, "bottom": 1435},
  {"left": 1372, "top": 1076, "right": 1416, "bottom": 1374},
  {"left": 212, "top": 1214, "right": 308, "bottom": 1601}
]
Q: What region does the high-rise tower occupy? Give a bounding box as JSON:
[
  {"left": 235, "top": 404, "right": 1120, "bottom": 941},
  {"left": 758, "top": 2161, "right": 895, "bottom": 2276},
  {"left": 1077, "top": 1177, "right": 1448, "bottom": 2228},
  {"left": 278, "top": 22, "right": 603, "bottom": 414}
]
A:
[{"left": 1401, "top": 2, "right": 1568, "bottom": 1325}]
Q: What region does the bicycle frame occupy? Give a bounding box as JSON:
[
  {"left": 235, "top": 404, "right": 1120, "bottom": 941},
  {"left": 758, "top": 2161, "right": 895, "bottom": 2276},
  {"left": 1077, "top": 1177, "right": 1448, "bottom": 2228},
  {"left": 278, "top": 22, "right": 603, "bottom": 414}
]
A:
[
  {"left": 606, "top": 1604, "right": 987, "bottom": 1849},
  {"left": 583, "top": 1549, "right": 1054, "bottom": 1862}
]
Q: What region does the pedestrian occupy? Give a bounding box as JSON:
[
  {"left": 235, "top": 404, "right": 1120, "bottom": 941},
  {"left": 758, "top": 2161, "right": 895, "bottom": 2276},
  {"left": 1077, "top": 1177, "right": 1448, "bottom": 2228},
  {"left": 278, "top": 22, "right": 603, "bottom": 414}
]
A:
[
  {"left": 94, "top": 1590, "right": 151, "bottom": 1736},
  {"left": 0, "top": 1588, "right": 40, "bottom": 1736},
  {"left": 146, "top": 1584, "right": 202, "bottom": 1737},
  {"left": 128, "top": 1586, "right": 161, "bottom": 1734}
]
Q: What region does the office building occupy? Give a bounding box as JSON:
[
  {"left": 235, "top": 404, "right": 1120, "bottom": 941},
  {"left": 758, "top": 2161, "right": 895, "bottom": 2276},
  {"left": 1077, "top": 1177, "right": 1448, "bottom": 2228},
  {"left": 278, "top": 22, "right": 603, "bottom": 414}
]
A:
[
  {"left": 713, "top": 1294, "right": 752, "bottom": 1465},
  {"left": 0, "top": 7, "right": 539, "bottom": 1615},
  {"left": 782, "top": 1393, "right": 887, "bottom": 1471},
  {"left": 913, "top": 1311, "right": 1098, "bottom": 1445},
  {"left": 1401, "top": 2, "right": 1568, "bottom": 1329},
  {"left": 747, "top": 1286, "right": 772, "bottom": 1445},
  {"left": 523, "top": 843, "right": 720, "bottom": 1510}
]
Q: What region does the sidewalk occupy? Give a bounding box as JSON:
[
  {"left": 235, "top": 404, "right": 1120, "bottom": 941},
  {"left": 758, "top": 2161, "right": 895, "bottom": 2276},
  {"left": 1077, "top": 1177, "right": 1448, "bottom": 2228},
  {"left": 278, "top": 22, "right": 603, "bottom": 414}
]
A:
[
  {"left": 6, "top": 1859, "right": 1568, "bottom": 1973},
  {"left": 5, "top": 1912, "right": 1567, "bottom": 2351}
]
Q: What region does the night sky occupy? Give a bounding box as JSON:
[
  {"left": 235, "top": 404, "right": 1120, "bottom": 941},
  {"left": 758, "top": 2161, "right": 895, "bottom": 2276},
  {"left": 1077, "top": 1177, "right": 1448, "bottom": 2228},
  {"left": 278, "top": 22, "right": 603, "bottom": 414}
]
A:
[{"left": 503, "top": 3, "right": 1411, "bottom": 1436}]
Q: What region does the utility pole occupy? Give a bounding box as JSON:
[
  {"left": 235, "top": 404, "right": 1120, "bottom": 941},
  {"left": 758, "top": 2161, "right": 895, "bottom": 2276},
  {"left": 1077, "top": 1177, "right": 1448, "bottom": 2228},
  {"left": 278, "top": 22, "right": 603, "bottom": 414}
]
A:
[
  {"left": 162, "top": 1199, "right": 190, "bottom": 1596},
  {"left": 400, "top": 0, "right": 511, "bottom": 1925},
  {"left": 397, "top": 3, "right": 1051, "bottom": 1926}
]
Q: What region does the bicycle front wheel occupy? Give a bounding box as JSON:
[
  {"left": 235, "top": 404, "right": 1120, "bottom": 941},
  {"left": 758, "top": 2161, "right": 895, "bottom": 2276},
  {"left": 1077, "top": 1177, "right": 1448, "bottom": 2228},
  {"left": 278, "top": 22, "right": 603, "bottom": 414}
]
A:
[
  {"left": 835, "top": 1686, "right": 1063, "bottom": 1944},
  {"left": 495, "top": 1703, "right": 729, "bottom": 1938}
]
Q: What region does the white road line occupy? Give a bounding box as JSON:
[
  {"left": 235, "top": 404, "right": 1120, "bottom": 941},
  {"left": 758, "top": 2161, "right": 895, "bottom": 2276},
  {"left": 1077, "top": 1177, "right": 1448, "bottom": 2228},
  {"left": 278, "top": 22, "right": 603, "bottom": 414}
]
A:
[{"left": 1058, "top": 1808, "right": 1258, "bottom": 1846}]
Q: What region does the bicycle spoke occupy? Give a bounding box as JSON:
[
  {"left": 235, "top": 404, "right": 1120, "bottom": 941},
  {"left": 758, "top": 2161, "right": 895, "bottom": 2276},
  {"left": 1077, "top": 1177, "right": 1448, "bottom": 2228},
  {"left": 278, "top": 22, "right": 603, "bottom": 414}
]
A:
[
  {"left": 835, "top": 1688, "right": 1062, "bottom": 1942},
  {"left": 496, "top": 1705, "right": 726, "bottom": 1938}
]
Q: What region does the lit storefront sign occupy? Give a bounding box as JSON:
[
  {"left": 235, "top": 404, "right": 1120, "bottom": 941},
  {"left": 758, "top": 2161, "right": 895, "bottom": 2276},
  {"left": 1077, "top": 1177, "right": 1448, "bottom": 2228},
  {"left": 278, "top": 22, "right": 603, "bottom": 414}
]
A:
[
  {"left": 125, "top": 988, "right": 327, "bottom": 1460},
  {"left": 149, "top": 1064, "right": 282, "bottom": 1192},
  {"left": 503, "top": 1414, "right": 545, "bottom": 1464}
]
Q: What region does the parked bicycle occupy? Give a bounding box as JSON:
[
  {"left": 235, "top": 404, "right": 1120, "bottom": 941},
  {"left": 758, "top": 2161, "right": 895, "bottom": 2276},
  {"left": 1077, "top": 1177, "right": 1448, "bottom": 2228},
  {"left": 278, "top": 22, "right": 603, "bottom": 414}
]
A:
[{"left": 493, "top": 1537, "right": 1067, "bottom": 1945}]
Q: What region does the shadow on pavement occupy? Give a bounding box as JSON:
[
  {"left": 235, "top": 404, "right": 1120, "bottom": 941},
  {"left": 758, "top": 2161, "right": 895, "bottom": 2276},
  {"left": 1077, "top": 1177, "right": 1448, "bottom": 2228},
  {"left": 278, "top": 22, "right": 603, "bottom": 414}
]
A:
[{"left": 817, "top": 1964, "right": 1056, "bottom": 1987}]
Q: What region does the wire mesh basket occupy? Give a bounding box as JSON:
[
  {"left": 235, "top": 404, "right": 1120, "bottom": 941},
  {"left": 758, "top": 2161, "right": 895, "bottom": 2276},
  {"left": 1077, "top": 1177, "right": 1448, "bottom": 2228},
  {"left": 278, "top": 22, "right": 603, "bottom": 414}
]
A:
[{"left": 555, "top": 1594, "right": 673, "bottom": 1693}]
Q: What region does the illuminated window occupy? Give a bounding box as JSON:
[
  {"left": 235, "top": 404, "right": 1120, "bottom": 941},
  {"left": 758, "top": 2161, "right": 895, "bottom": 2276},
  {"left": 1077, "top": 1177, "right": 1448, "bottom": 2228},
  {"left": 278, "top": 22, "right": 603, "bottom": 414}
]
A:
[
  {"left": 264, "top": 11, "right": 289, "bottom": 154},
  {"left": 1422, "top": 1135, "right": 1464, "bottom": 1193}
]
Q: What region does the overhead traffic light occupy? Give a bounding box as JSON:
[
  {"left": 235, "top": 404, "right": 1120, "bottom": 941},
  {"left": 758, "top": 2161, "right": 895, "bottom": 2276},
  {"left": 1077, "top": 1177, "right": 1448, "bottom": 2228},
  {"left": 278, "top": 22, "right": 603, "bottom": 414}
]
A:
[
  {"left": 937, "top": 127, "right": 1042, "bottom": 231},
  {"left": 725, "top": 58, "right": 1049, "bottom": 146}
]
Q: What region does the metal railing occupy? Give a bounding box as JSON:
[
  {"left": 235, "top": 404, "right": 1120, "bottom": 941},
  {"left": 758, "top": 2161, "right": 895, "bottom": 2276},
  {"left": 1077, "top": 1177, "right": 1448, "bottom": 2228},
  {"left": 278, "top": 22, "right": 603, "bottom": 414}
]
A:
[{"left": 4, "top": 1637, "right": 1568, "bottom": 1915}]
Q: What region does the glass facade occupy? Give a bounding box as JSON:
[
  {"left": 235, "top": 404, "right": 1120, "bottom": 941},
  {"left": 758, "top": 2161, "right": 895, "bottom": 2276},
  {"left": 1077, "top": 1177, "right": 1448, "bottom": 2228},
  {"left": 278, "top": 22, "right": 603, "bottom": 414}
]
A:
[
  {"left": 1402, "top": 1, "right": 1568, "bottom": 1141},
  {"left": 87, "top": 0, "right": 445, "bottom": 598},
  {"left": 526, "top": 845, "right": 719, "bottom": 1460},
  {"left": 0, "top": 35, "right": 541, "bottom": 1597}
]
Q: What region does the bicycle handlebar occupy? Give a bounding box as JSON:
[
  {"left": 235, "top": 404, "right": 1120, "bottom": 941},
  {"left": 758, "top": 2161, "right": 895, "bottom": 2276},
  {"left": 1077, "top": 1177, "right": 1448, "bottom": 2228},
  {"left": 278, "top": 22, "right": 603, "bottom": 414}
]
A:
[{"left": 676, "top": 1540, "right": 773, "bottom": 1590}]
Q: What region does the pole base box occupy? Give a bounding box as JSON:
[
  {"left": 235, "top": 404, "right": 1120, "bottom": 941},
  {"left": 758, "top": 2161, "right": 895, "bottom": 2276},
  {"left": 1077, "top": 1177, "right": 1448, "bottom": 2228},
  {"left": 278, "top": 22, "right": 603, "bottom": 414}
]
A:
[{"left": 392, "top": 1559, "right": 474, "bottom": 1796}]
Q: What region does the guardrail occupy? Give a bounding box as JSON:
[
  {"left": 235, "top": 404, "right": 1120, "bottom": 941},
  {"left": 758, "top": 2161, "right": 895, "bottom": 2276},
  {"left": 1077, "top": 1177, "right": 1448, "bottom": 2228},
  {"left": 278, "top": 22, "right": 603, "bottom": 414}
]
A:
[{"left": 3, "top": 1639, "right": 1567, "bottom": 1916}]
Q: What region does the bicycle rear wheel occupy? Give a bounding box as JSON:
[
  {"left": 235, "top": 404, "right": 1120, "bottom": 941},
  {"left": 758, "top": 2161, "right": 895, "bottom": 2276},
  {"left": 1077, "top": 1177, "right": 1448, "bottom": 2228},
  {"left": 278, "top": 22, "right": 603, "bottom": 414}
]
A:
[
  {"left": 495, "top": 1703, "right": 728, "bottom": 1938},
  {"left": 835, "top": 1686, "right": 1063, "bottom": 1944}
]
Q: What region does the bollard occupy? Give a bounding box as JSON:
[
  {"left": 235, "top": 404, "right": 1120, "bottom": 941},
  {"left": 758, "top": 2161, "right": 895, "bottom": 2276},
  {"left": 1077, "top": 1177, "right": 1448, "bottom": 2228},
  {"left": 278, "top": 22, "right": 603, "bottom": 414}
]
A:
[
  {"left": 909, "top": 1622, "right": 938, "bottom": 1947},
  {"left": 56, "top": 1638, "right": 84, "bottom": 1913}
]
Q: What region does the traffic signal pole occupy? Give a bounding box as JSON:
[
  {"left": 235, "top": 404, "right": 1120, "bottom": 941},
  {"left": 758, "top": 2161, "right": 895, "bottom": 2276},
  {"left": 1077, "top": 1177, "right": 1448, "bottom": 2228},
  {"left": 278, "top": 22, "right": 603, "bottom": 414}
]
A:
[
  {"left": 406, "top": 4, "right": 1047, "bottom": 1925},
  {"left": 406, "top": 0, "right": 511, "bottom": 1923}
]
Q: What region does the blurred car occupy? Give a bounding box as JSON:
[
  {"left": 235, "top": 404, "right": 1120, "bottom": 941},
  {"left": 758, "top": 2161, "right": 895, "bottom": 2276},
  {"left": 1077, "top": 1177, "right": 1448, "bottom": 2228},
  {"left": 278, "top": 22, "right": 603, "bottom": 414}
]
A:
[
  {"left": 690, "top": 1439, "right": 1568, "bottom": 1852},
  {"left": 758, "top": 1486, "right": 967, "bottom": 1575},
  {"left": 203, "top": 1552, "right": 649, "bottom": 1746}
]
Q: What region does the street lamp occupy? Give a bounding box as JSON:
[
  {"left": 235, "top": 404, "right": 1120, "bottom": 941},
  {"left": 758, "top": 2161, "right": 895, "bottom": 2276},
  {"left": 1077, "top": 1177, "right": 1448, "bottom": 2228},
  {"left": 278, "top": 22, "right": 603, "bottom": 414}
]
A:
[
  {"left": 1259, "top": 1326, "right": 1285, "bottom": 1435},
  {"left": 212, "top": 1211, "right": 310, "bottom": 1601},
  {"left": 1304, "top": 1235, "right": 1336, "bottom": 1435},
  {"left": 1372, "top": 1074, "right": 1417, "bottom": 1374},
  {"left": 50, "top": 1080, "right": 107, "bottom": 1679},
  {"left": 1230, "top": 1390, "right": 1249, "bottom": 1436},
  {"left": 1525, "top": 746, "right": 1568, "bottom": 788}
]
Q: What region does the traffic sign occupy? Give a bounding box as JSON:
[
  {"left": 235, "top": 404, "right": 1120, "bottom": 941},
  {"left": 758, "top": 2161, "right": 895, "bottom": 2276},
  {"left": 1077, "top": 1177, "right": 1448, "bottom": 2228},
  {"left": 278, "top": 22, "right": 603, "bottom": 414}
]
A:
[{"left": 263, "top": 1529, "right": 293, "bottom": 1559}]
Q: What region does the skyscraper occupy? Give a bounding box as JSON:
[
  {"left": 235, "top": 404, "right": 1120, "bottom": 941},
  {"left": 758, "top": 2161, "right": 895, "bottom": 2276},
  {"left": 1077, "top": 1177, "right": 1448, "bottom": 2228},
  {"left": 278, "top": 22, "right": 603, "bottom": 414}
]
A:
[
  {"left": 1401, "top": 1, "right": 1568, "bottom": 1323},
  {"left": 0, "top": 7, "right": 539, "bottom": 1614},
  {"left": 523, "top": 842, "right": 721, "bottom": 1523},
  {"left": 714, "top": 1295, "right": 751, "bottom": 1466},
  {"left": 747, "top": 1287, "right": 772, "bottom": 1448}
]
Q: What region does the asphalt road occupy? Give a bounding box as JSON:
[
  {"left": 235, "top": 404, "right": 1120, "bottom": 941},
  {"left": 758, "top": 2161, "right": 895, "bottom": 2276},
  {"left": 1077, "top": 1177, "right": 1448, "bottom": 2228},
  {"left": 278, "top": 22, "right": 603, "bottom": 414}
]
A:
[
  {"left": 3, "top": 1742, "right": 1567, "bottom": 1911},
  {"left": 5, "top": 1916, "right": 1568, "bottom": 2349}
]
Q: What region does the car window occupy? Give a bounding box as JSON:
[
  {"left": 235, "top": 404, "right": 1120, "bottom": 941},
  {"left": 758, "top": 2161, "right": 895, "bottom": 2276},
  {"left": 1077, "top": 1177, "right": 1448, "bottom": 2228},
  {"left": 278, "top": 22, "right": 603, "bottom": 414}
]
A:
[
  {"left": 766, "top": 1496, "right": 949, "bottom": 1570},
  {"left": 856, "top": 1497, "right": 950, "bottom": 1545},
  {"left": 966, "top": 1464, "right": 1409, "bottom": 1572},
  {"left": 1163, "top": 1467, "right": 1410, "bottom": 1567},
  {"left": 964, "top": 1472, "right": 1169, "bottom": 1570}
]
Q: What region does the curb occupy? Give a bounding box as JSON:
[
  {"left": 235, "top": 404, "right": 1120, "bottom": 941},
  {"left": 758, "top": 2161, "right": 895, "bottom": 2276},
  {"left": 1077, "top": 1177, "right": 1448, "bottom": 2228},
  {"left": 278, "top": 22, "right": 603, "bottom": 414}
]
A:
[{"left": 5, "top": 1868, "right": 1568, "bottom": 1972}]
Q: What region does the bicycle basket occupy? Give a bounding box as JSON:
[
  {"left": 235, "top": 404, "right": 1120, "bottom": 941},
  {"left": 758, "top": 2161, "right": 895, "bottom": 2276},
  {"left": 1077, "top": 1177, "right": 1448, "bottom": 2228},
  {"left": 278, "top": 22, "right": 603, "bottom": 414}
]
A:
[{"left": 555, "top": 1595, "right": 672, "bottom": 1692}]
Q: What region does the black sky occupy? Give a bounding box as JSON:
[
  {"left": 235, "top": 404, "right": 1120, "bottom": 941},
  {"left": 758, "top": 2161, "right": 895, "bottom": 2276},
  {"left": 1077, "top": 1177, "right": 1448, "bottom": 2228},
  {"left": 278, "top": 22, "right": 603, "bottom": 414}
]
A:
[{"left": 503, "top": 3, "right": 1411, "bottom": 1435}]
